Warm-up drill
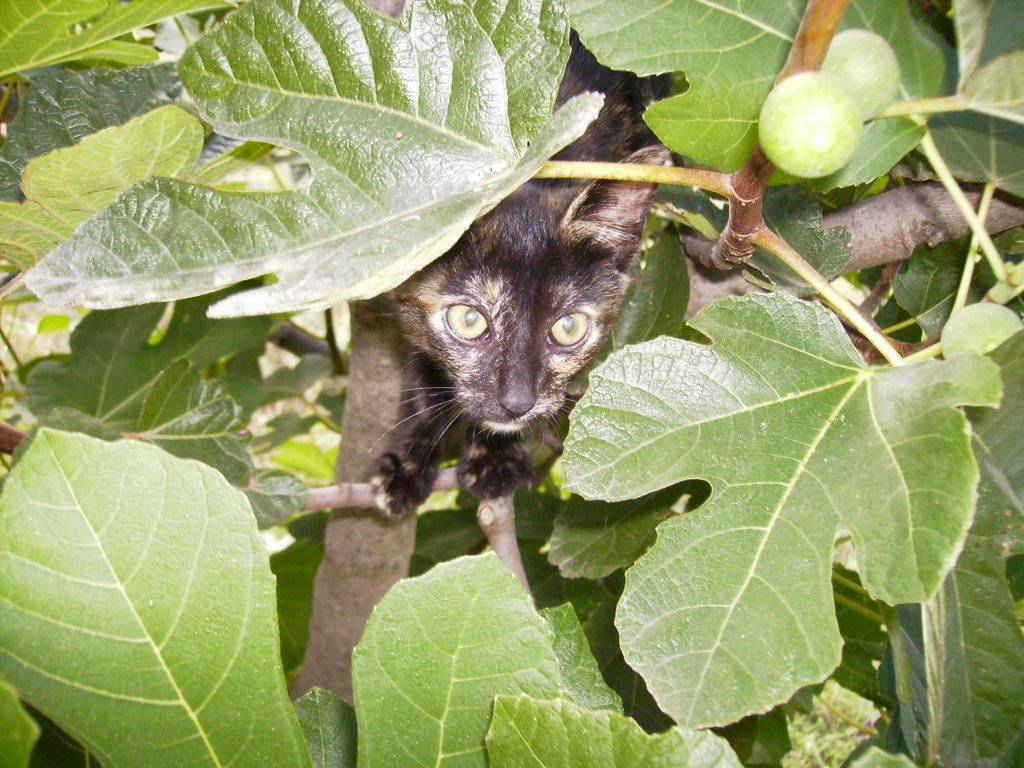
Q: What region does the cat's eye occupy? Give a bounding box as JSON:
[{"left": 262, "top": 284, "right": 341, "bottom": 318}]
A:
[
  {"left": 550, "top": 312, "right": 589, "bottom": 346},
  {"left": 446, "top": 304, "right": 488, "bottom": 340}
]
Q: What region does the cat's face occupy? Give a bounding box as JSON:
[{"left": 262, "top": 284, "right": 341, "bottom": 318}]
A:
[{"left": 398, "top": 163, "right": 661, "bottom": 432}]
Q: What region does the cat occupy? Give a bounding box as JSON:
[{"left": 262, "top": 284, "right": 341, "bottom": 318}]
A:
[{"left": 372, "top": 33, "right": 670, "bottom": 515}]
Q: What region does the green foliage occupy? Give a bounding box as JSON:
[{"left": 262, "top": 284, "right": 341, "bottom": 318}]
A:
[
  {"left": 486, "top": 695, "right": 743, "bottom": 767},
  {"left": 1, "top": 0, "right": 1023, "bottom": 765},
  {"left": 0, "top": 430, "right": 309, "bottom": 767},
  {"left": 0, "top": 0, "right": 230, "bottom": 78},
  {"left": 565, "top": 293, "right": 1001, "bottom": 725},
  {"left": 0, "top": 106, "right": 203, "bottom": 269},
  {"left": 25, "top": 0, "right": 600, "bottom": 316},
  {"left": 294, "top": 688, "right": 357, "bottom": 768}
]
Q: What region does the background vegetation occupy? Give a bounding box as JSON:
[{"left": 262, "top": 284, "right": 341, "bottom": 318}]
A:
[{"left": 0, "top": 0, "right": 1021, "bottom": 766}]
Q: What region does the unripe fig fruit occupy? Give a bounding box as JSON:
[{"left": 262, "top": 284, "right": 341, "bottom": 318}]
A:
[
  {"left": 941, "top": 303, "right": 1023, "bottom": 357},
  {"left": 758, "top": 72, "right": 862, "bottom": 179},
  {"left": 823, "top": 29, "right": 902, "bottom": 119}
]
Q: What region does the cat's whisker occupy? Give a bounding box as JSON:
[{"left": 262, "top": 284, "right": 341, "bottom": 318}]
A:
[
  {"left": 428, "top": 407, "right": 464, "bottom": 458},
  {"left": 370, "top": 398, "right": 455, "bottom": 450}
]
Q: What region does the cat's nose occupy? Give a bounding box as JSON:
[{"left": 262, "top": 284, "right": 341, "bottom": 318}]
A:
[{"left": 498, "top": 388, "right": 536, "bottom": 418}]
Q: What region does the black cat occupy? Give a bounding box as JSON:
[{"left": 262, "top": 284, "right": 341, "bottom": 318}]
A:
[{"left": 372, "top": 33, "right": 670, "bottom": 515}]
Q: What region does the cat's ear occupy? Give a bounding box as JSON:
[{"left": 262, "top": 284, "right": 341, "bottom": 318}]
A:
[{"left": 559, "top": 145, "right": 670, "bottom": 270}]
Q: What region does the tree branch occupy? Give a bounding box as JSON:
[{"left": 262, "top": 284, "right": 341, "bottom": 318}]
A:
[
  {"left": 269, "top": 322, "right": 332, "bottom": 359},
  {"left": 832, "top": 183, "right": 1024, "bottom": 272},
  {"left": 709, "top": 0, "right": 851, "bottom": 269},
  {"left": 293, "top": 296, "right": 413, "bottom": 703},
  {"left": 477, "top": 496, "right": 531, "bottom": 597}
]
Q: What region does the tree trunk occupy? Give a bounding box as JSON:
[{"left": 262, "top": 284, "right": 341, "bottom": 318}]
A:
[{"left": 292, "top": 296, "right": 414, "bottom": 702}]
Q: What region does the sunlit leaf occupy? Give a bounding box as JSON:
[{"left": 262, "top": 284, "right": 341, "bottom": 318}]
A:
[
  {"left": 0, "top": 430, "right": 309, "bottom": 767},
  {"left": 0, "top": 0, "right": 230, "bottom": 78},
  {"left": 352, "top": 553, "right": 561, "bottom": 767},
  {"left": 1, "top": 106, "right": 203, "bottom": 269},
  {"left": 486, "top": 695, "right": 743, "bottom": 768}
]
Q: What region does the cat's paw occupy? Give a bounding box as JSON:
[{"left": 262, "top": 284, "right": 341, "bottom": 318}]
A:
[
  {"left": 370, "top": 453, "right": 436, "bottom": 516},
  {"left": 458, "top": 441, "right": 533, "bottom": 499}
]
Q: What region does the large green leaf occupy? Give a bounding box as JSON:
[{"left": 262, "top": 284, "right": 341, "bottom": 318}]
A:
[
  {"left": 295, "top": 688, "right": 357, "bottom": 768},
  {"left": 0, "top": 0, "right": 229, "bottom": 78},
  {"left": 0, "top": 106, "right": 203, "bottom": 269},
  {"left": 0, "top": 430, "right": 309, "bottom": 767},
  {"left": 0, "top": 682, "right": 38, "bottom": 768},
  {"left": 562, "top": 293, "right": 1001, "bottom": 726},
  {"left": 352, "top": 553, "right": 562, "bottom": 768},
  {"left": 27, "top": 295, "right": 269, "bottom": 430},
  {"left": 925, "top": 333, "right": 1024, "bottom": 766},
  {"left": 27, "top": 0, "right": 600, "bottom": 317},
  {"left": 0, "top": 64, "right": 181, "bottom": 201},
  {"left": 568, "top": 0, "right": 942, "bottom": 174},
  {"left": 486, "top": 695, "right": 743, "bottom": 767}
]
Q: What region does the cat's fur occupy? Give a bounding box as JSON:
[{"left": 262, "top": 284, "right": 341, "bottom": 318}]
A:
[{"left": 372, "top": 34, "right": 670, "bottom": 515}]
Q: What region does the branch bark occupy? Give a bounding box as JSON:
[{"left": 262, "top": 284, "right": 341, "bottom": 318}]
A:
[
  {"left": 477, "top": 496, "right": 531, "bottom": 597},
  {"left": 684, "top": 182, "right": 1024, "bottom": 316},
  {"left": 829, "top": 183, "right": 1024, "bottom": 271},
  {"left": 292, "top": 296, "right": 413, "bottom": 703}
]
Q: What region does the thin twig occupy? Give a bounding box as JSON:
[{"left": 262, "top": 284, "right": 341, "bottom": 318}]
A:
[
  {"left": 536, "top": 160, "right": 730, "bottom": 197},
  {"left": 304, "top": 466, "right": 459, "bottom": 511},
  {"left": 477, "top": 495, "right": 532, "bottom": 598},
  {"left": 952, "top": 182, "right": 996, "bottom": 314},
  {"left": 918, "top": 128, "right": 1007, "bottom": 283}
]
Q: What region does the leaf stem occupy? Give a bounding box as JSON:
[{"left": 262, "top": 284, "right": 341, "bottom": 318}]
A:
[
  {"left": 753, "top": 229, "right": 905, "bottom": 366},
  {"left": 834, "top": 592, "right": 884, "bottom": 625},
  {"left": 831, "top": 569, "right": 871, "bottom": 598},
  {"left": 874, "top": 95, "right": 968, "bottom": 120},
  {"left": 902, "top": 343, "right": 943, "bottom": 364},
  {"left": 880, "top": 316, "right": 920, "bottom": 335},
  {"left": 951, "top": 181, "right": 997, "bottom": 315},
  {"left": 535, "top": 160, "right": 731, "bottom": 197},
  {"left": 918, "top": 129, "right": 1007, "bottom": 283},
  {"left": 817, "top": 689, "right": 879, "bottom": 737}
]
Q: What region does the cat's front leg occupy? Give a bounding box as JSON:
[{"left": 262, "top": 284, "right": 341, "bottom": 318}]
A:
[
  {"left": 457, "top": 427, "right": 534, "bottom": 500},
  {"left": 371, "top": 400, "right": 449, "bottom": 517}
]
